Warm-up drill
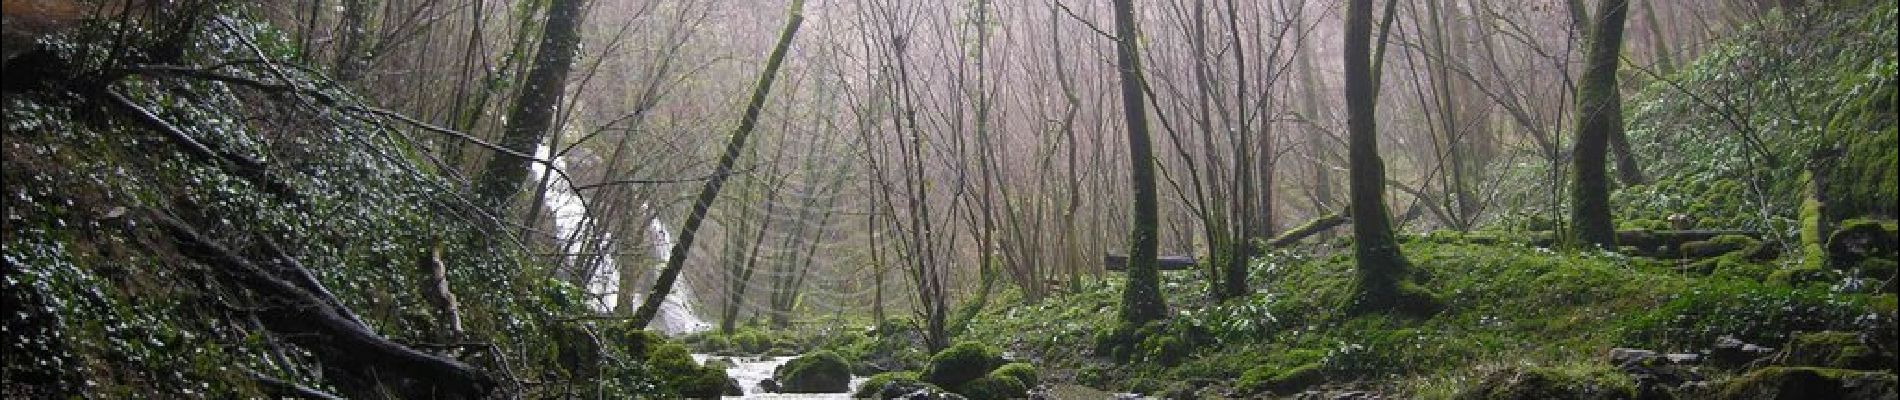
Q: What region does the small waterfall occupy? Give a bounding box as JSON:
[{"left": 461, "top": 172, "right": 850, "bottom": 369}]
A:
[{"left": 536, "top": 144, "right": 709, "bottom": 335}]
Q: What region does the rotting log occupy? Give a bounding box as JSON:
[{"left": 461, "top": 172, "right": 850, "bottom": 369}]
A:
[
  {"left": 1267, "top": 213, "right": 1351, "bottom": 247},
  {"left": 150, "top": 211, "right": 496, "bottom": 399}
]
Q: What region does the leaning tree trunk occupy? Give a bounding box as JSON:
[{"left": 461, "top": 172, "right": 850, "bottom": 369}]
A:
[
  {"left": 470, "top": 0, "right": 586, "bottom": 214},
  {"left": 1109, "top": 0, "right": 1168, "bottom": 327},
  {"left": 632, "top": 0, "right": 805, "bottom": 329},
  {"left": 1345, "top": 0, "right": 1432, "bottom": 316},
  {"left": 1569, "top": 0, "right": 1629, "bottom": 249}
]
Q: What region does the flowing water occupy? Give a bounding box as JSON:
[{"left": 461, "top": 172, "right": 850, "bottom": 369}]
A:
[{"left": 541, "top": 145, "right": 859, "bottom": 397}]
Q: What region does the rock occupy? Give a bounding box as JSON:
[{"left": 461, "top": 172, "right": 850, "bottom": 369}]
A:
[
  {"left": 1710, "top": 335, "right": 1775, "bottom": 369},
  {"left": 1665, "top": 353, "right": 1702, "bottom": 364},
  {"left": 856, "top": 371, "right": 943, "bottom": 399},
  {"left": 923, "top": 342, "right": 1005, "bottom": 389},
  {"left": 773, "top": 351, "right": 852, "bottom": 393},
  {"left": 1776, "top": 331, "right": 1894, "bottom": 370},
  {"left": 723, "top": 377, "right": 744, "bottom": 396},
  {"left": 1716, "top": 367, "right": 1898, "bottom": 399},
  {"left": 759, "top": 378, "right": 780, "bottom": 393},
  {"left": 991, "top": 362, "right": 1039, "bottom": 388},
  {"left": 958, "top": 375, "right": 1029, "bottom": 400},
  {"left": 1609, "top": 348, "right": 1659, "bottom": 365},
  {"left": 1457, "top": 366, "right": 1638, "bottom": 400}
]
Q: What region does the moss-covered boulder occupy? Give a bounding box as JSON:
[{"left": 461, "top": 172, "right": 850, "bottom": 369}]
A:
[
  {"left": 1777, "top": 331, "right": 1894, "bottom": 371},
  {"left": 853, "top": 371, "right": 941, "bottom": 399},
  {"left": 1682, "top": 235, "right": 1764, "bottom": 259},
  {"left": 991, "top": 362, "right": 1039, "bottom": 388},
  {"left": 773, "top": 351, "right": 852, "bottom": 393},
  {"left": 1237, "top": 362, "right": 1324, "bottom": 395},
  {"left": 923, "top": 342, "right": 1004, "bottom": 389},
  {"left": 1716, "top": 367, "right": 1897, "bottom": 399},
  {"left": 957, "top": 375, "right": 1029, "bottom": 400},
  {"left": 1828, "top": 219, "right": 1900, "bottom": 271},
  {"left": 1455, "top": 366, "right": 1637, "bottom": 400}
]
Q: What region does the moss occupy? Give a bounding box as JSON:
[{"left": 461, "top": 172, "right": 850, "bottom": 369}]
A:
[
  {"left": 956, "top": 375, "right": 1029, "bottom": 400},
  {"left": 1801, "top": 182, "right": 1832, "bottom": 270},
  {"left": 1827, "top": 219, "right": 1900, "bottom": 270},
  {"left": 773, "top": 351, "right": 852, "bottom": 393},
  {"left": 1717, "top": 367, "right": 1898, "bottom": 399},
  {"left": 1780, "top": 331, "right": 1893, "bottom": 370},
  {"left": 991, "top": 362, "right": 1039, "bottom": 389},
  {"left": 1455, "top": 365, "right": 1637, "bottom": 400},
  {"left": 853, "top": 371, "right": 935, "bottom": 399},
  {"left": 1237, "top": 362, "right": 1324, "bottom": 395},
  {"left": 923, "top": 342, "right": 1004, "bottom": 389},
  {"left": 1682, "top": 235, "right": 1762, "bottom": 259}
]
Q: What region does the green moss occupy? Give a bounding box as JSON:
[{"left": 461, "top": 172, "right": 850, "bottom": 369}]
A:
[
  {"left": 1237, "top": 362, "right": 1324, "bottom": 395},
  {"left": 1780, "top": 331, "right": 1893, "bottom": 370},
  {"left": 923, "top": 342, "right": 1003, "bottom": 389},
  {"left": 991, "top": 362, "right": 1039, "bottom": 388},
  {"left": 1717, "top": 367, "right": 1898, "bottom": 399},
  {"left": 956, "top": 375, "right": 1029, "bottom": 400},
  {"left": 1682, "top": 234, "right": 1762, "bottom": 259},
  {"left": 1827, "top": 219, "right": 1900, "bottom": 270},
  {"left": 773, "top": 350, "right": 852, "bottom": 393},
  {"left": 853, "top": 371, "right": 933, "bottom": 399}
]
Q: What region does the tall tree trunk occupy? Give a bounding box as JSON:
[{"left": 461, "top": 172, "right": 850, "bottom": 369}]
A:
[
  {"left": 1110, "top": 0, "right": 1167, "bottom": 326},
  {"left": 470, "top": 0, "right": 586, "bottom": 214},
  {"left": 1569, "top": 0, "right": 1629, "bottom": 249},
  {"left": 632, "top": 0, "right": 805, "bottom": 329},
  {"left": 1345, "top": 0, "right": 1432, "bottom": 316}
]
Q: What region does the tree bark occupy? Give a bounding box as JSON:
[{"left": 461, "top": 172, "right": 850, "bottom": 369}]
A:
[
  {"left": 632, "top": 0, "right": 805, "bottom": 329},
  {"left": 1109, "top": 0, "right": 1168, "bottom": 326},
  {"left": 1570, "top": 0, "right": 1629, "bottom": 249},
  {"left": 1345, "top": 0, "right": 1430, "bottom": 316},
  {"left": 470, "top": 0, "right": 586, "bottom": 214}
]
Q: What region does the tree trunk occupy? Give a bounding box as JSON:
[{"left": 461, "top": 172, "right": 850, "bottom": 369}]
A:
[
  {"left": 1345, "top": 0, "right": 1431, "bottom": 316},
  {"left": 470, "top": 0, "right": 585, "bottom": 214},
  {"left": 1110, "top": 0, "right": 1168, "bottom": 326},
  {"left": 1570, "top": 0, "right": 1629, "bottom": 249},
  {"left": 632, "top": 0, "right": 805, "bottom": 329}
]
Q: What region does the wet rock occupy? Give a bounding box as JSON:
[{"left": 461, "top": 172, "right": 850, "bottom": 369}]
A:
[
  {"left": 759, "top": 378, "right": 779, "bottom": 393},
  {"left": 723, "top": 377, "right": 743, "bottom": 396}
]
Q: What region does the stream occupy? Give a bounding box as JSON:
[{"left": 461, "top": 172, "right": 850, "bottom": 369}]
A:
[{"left": 539, "top": 145, "right": 862, "bottom": 397}]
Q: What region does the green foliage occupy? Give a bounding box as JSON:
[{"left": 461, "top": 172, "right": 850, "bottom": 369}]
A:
[
  {"left": 1237, "top": 362, "right": 1323, "bottom": 395},
  {"left": 773, "top": 350, "right": 851, "bottom": 393},
  {"left": 922, "top": 342, "right": 1003, "bottom": 389},
  {"left": 1621, "top": 278, "right": 1867, "bottom": 350}
]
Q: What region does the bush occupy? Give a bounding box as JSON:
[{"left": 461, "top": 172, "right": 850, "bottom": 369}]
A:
[
  {"left": 773, "top": 350, "right": 852, "bottom": 393},
  {"left": 923, "top": 342, "right": 1004, "bottom": 389}
]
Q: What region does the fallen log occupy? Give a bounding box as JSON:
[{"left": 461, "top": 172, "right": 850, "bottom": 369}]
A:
[
  {"left": 1427, "top": 229, "right": 1763, "bottom": 258},
  {"left": 150, "top": 211, "right": 495, "bottom": 399},
  {"left": 1103, "top": 254, "right": 1199, "bottom": 271},
  {"left": 1268, "top": 212, "right": 1350, "bottom": 247}
]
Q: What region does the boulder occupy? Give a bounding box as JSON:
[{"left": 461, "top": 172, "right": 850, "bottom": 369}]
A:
[
  {"left": 1709, "top": 335, "right": 1775, "bottom": 369},
  {"left": 1776, "top": 331, "right": 1894, "bottom": 370},
  {"left": 773, "top": 351, "right": 852, "bottom": 393},
  {"left": 923, "top": 342, "right": 1005, "bottom": 389},
  {"left": 1716, "top": 367, "right": 1897, "bottom": 399}
]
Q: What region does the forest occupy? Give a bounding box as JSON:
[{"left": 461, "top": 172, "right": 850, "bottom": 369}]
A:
[{"left": 1, "top": 0, "right": 1895, "bottom": 398}]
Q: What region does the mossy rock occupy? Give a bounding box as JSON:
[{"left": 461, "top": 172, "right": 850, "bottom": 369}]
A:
[
  {"left": 773, "top": 351, "right": 852, "bottom": 393},
  {"left": 1828, "top": 219, "right": 1899, "bottom": 270},
  {"left": 678, "top": 366, "right": 740, "bottom": 398},
  {"left": 1716, "top": 367, "right": 1897, "bottom": 399},
  {"left": 1455, "top": 366, "right": 1637, "bottom": 400},
  {"left": 1237, "top": 362, "right": 1324, "bottom": 395},
  {"left": 957, "top": 375, "right": 1029, "bottom": 400},
  {"left": 853, "top": 371, "right": 940, "bottom": 399},
  {"left": 991, "top": 362, "right": 1039, "bottom": 388},
  {"left": 923, "top": 342, "right": 1004, "bottom": 389},
  {"left": 1778, "top": 331, "right": 1894, "bottom": 371},
  {"left": 1768, "top": 267, "right": 1834, "bottom": 287}
]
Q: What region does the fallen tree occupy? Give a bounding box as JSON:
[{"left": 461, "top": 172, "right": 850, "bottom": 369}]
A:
[{"left": 150, "top": 210, "right": 497, "bottom": 399}]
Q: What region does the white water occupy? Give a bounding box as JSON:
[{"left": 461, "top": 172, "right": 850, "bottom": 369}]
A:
[
  {"left": 690, "top": 355, "right": 867, "bottom": 399},
  {"left": 535, "top": 144, "right": 709, "bottom": 335}
]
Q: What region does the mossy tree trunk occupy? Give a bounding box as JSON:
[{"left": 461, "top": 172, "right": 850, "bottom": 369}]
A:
[
  {"left": 470, "top": 0, "right": 586, "bottom": 214},
  {"left": 632, "top": 0, "right": 806, "bottom": 329},
  {"left": 1110, "top": 0, "right": 1168, "bottom": 326},
  {"left": 1345, "top": 0, "right": 1433, "bottom": 316},
  {"left": 1569, "top": 0, "right": 1629, "bottom": 249}
]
